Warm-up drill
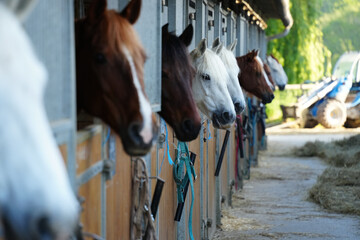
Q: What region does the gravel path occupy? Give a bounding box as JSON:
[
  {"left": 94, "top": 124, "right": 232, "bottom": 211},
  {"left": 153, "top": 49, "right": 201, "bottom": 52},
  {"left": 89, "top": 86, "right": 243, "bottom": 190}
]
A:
[{"left": 213, "top": 133, "right": 360, "bottom": 240}]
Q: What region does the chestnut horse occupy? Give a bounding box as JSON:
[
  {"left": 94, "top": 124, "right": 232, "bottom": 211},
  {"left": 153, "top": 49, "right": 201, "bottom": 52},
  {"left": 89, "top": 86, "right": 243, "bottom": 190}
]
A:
[
  {"left": 0, "top": 1, "right": 78, "bottom": 239},
  {"left": 191, "top": 39, "right": 236, "bottom": 129},
  {"left": 75, "top": 0, "right": 158, "bottom": 156},
  {"left": 160, "top": 24, "right": 201, "bottom": 141},
  {"left": 237, "top": 50, "right": 274, "bottom": 104}
]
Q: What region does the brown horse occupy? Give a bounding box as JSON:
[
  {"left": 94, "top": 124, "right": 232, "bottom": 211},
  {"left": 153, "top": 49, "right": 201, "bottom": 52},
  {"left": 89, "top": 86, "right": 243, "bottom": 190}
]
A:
[
  {"left": 237, "top": 50, "right": 274, "bottom": 104},
  {"left": 160, "top": 24, "right": 201, "bottom": 141},
  {"left": 75, "top": 0, "right": 158, "bottom": 156}
]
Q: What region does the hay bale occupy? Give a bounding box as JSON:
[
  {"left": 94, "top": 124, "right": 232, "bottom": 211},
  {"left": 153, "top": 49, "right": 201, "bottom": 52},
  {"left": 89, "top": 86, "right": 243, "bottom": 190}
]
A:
[
  {"left": 309, "top": 166, "right": 360, "bottom": 215},
  {"left": 294, "top": 134, "right": 360, "bottom": 167}
]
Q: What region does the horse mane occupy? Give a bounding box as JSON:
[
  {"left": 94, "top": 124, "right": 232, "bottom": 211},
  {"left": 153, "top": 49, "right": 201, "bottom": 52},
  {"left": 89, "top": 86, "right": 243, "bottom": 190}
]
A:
[
  {"left": 270, "top": 54, "right": 280, "bottom": 64},
  {"left": 99, "top": 10, "right": 146, "bottom": 76}
]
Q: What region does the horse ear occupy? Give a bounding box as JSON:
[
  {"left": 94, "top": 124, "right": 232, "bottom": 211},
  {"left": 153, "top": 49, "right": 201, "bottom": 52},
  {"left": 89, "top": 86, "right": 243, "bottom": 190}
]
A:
[
  {"left": 8, "top": 0, "right": 38, "bottom": 22},
  {"left": 120, "top": 0, "right": 142, "bottom": 24},
  {"left": 213, "top": 42, "right": 223, "bottom": 54},
  {"left": 162, "top": 23, "right": 169, "bottom": 34},
  {"left": 227, "top": 39, "right": 237, "bottom": 52},
  {"left": 88, "top": 0, "right": 107, "bottom": 21},
  {"left": 255, "top": 49, "right": 260, "bottom": 56},
  {"left": 179, "top": 24, "right": 193, "bottom": 47},
  {"left": 197, "top": 38, "right": 207, "bottom": 55},
  {"left": 212, "top": 37, "right": 221, "bottom": 49}
]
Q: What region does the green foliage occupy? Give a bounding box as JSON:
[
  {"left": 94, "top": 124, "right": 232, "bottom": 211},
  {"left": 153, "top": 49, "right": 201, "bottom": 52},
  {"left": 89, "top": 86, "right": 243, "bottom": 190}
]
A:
[
  {"left": 320, "top": 0, "right": 360, "bottom": 67},
  {"left": 266, "top": 0, "right": 360, "bottom": 83},
  {"left": 266, "top": 0, "right": 331, "bottom": 84}
]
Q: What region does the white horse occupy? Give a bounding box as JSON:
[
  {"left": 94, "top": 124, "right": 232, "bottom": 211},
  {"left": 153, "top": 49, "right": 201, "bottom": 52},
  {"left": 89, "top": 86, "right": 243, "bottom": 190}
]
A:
[
  {"left": 266, "top": 55, "right": 288, "bottom": 90},
  {"left": 212, "top": 38, "right": 245, "bottom": 114},
  {"left": 190, "top": 39, "right": 236, "bottom": 129},
  {"left": 0, "top": 1, "right": 78, "bottom": 239}
]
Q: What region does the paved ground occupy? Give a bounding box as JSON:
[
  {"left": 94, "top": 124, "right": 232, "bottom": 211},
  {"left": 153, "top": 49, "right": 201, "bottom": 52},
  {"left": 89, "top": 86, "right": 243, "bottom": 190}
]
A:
[{"left": 213, "top": 132, "right": 360, "bottom": 240}]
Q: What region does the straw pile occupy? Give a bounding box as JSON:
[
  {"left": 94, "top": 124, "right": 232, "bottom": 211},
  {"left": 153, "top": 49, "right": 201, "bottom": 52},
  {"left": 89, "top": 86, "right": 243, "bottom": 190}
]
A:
[{"left": 294, "top": 134, "right": 360, "bottom": 215}]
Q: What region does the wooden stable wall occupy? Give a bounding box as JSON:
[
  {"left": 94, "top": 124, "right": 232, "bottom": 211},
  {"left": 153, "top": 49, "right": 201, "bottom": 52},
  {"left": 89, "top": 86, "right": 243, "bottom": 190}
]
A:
[{"left": 72, "top": 119, "right": 238, "bottom": 240}]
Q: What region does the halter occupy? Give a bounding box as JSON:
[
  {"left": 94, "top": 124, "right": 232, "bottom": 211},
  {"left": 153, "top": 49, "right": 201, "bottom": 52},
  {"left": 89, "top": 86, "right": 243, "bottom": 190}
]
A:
[{"left": 173, "top": 141, "right": 196, "bottom": 240}]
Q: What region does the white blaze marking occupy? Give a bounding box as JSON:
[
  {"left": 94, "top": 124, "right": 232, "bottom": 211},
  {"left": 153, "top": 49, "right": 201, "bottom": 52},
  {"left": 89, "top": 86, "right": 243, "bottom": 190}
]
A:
[
  {"left": 256, "top": 56, "right": 274, "bottom": 89},
  {"left": 123, "top": 47, "right": 153, "bottom": 144}
]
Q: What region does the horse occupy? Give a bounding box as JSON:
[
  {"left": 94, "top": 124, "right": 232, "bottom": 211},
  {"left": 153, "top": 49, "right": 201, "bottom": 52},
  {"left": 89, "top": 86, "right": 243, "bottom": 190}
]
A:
[
  {"left": 159, "top": 24, "right": 201, "bottom": 141},
  {"left": 236, "top": 50, "right": 274, "bottom": 104},
  {"left": 190, "top": 39, "right": 236, "bottom": 129},
  {"left": 75, "top": 0, "right": 158, "bottom": 156},
  {"left": 263, "top": 62, "right": 276, "bottom": 91},
  {"left": 266, "top": 55, "right": 288, "bottom": 90},
  {"left": 0, "top": 1, "right": 78, "bottom": 239},
  {"left": 212, "top": 38, "right": 246, "bottom": 114}
]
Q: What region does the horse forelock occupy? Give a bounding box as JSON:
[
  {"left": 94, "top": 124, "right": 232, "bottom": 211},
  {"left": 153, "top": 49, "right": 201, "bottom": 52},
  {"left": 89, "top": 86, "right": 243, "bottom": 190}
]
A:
[
  {"left": 103, "top": 11, "right": 146, "bottom": 82},
  {"left": 163, "top": 32, "right": 195, "bottom": 85}
]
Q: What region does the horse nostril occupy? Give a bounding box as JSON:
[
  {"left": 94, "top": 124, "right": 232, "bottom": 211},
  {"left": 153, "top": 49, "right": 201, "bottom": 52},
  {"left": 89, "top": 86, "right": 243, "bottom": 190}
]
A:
[
  {"left": 128, "top": 122, "right": 143, "bottom": 145},
  {"left": 37, "top": 216, "right": 52, "bottom": 240},
  {"left": 270, "top": 93, "right": 275, "bottom": 100},
  {"left": 222, "top": 111, "right": 230, "bottom": 121},
  {"left": 222, "top": 111, "right": 235, "bottom": 122},
  {"left": 234, "top": 102, "right": 245, "bottom": 114},
  {"left": 181, "top": 119, "right": 195, "bottom": 133}
]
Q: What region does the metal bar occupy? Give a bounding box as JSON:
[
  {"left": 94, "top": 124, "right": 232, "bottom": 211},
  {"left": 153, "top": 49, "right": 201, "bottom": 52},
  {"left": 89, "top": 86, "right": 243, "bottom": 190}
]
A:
[{"left": 214, "top": 130, "right": 230, "bottom": 176}]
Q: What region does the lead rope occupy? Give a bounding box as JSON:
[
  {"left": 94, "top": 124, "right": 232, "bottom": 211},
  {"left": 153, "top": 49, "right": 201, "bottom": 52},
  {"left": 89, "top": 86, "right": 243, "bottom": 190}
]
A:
[
  {"left": 173, "top": 141, "right": 196, "bottom": 240},
  {"left": 130, "top": 157, "right": 156, "bottom": 240}
]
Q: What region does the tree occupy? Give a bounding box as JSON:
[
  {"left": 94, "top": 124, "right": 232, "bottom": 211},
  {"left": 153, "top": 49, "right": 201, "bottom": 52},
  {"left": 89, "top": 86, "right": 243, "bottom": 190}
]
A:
[{"left": 266, "top": 0, "right": 331, "bottom": 84}]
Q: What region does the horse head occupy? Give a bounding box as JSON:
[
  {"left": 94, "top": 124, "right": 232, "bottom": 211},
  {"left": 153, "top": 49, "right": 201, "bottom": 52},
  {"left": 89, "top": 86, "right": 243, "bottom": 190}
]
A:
[
  {"left": 263, "top": 62, "right": 276, "bottom": 91},
  {"left": 160, "top": 24, "right": 201, "bottom": 141},
  {"left": 75, "top": 0, "right": 158, "bottom": 156},
  {"left": 237, "top": 50, "right": 274, "bottom": 104},
  {"left": 212, "top": 37, "right": 245, "bottom": 114},
  {"left": 191, "top": 39, "right": 236, "bottom": 129},
  {"left": 0, "top": 1, "right": 78, "bottom": 239},
  {"left": 266, "top": 55, "right": 288, "bottom": 90}
]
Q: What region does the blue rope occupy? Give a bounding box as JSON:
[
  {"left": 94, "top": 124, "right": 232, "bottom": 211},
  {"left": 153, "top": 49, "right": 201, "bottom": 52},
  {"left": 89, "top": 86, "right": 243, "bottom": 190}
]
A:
[
  {"left": 159, "top": 118, "right": 174, "bottom": 175},
  {"left": 206, "top": 119, "right": 212, "bottom": 140},
  {"left": 102, "top": 127, "right": 111, "bottom": 147}
]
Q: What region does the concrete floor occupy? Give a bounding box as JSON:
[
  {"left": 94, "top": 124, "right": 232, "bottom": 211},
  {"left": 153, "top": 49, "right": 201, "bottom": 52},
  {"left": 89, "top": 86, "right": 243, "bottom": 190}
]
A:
[{"left": 213, "top": 133, "right": 360, "bottom": 240}]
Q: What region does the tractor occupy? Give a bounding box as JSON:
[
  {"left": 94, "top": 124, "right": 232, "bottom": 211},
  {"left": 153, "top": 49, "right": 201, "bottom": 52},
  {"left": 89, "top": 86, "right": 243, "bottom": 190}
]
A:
[{"left": 281, "top": 51, "right": 360, "bottom": 128}]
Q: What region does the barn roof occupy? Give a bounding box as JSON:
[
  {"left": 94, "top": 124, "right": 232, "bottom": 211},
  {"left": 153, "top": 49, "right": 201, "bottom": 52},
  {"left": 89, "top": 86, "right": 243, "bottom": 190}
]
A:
[{"left": 247, "top": 0, "right": 293, "bottom": 28}]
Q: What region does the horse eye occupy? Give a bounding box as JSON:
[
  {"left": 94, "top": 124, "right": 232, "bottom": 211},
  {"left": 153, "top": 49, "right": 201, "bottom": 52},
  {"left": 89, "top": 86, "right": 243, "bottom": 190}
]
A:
[
  {"left": 95, "top": 53, "right": 107, "bottom": 64},
  {"left": 256, "top": 72, "right": 262, "bottom": 78},
  {"left": 201, "top": 74, "right": 211, "bottom": 81}
]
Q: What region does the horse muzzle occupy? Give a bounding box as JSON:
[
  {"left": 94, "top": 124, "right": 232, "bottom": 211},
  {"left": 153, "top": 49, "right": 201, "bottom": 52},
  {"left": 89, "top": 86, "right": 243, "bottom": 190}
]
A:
[
  {"left": 124, "top": 121, "right": 158, "bottom": 156},
  {"left": 262, "top": 92, "right": 275, "bottom": 104},
  {"left": 212, "top": 110, "right": 236, "bottom": 129},
  {"left": 174, "top": 119, "right": 201, "bottom": 141}
]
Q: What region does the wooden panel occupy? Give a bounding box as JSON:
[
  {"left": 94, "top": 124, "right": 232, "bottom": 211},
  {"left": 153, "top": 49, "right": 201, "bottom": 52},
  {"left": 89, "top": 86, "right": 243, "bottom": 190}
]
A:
[
  {"left": 207, "top": 125, "right": 217, "bottom": 237},
  {"left": 157, "top": 125, "right": 177, "bottom": 240},
  {"left": 76, "top": 131, "right": 102, "bottom": 236},
  {"left": 106, "top": 134, "right": 132, "bottom": 239},
  {"left": 188, "top": 130, "right": 201, "bottom": 240}
]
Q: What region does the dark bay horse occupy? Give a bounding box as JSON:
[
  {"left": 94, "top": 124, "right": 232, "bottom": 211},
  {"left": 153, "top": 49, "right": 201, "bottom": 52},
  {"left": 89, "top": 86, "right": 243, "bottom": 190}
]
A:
[
  {"left": 237, "top": 50, "right": 274, "bottom": 104},
  {"left": 75, "top": 0, "right": 158, "bottom": 156},
  {"left": 160, "top": 24, "right": 201, "bottom": 141}
]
